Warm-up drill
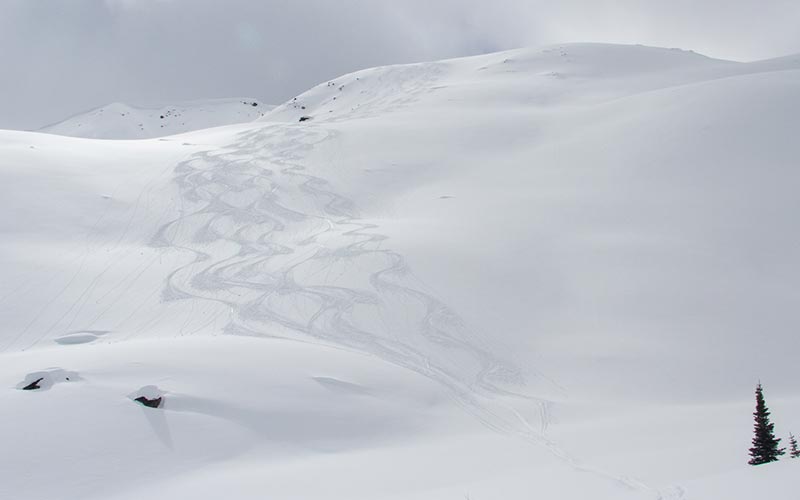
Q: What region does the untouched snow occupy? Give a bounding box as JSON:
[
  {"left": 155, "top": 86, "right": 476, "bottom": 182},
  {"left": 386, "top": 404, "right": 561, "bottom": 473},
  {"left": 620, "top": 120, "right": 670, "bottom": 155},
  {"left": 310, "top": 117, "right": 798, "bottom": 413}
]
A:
[
  {"left": 39, "top": 98, "right": 273, "bottom": 139},
  {"left": 2, "top": 43, "right": 800, "bottom": 499}
]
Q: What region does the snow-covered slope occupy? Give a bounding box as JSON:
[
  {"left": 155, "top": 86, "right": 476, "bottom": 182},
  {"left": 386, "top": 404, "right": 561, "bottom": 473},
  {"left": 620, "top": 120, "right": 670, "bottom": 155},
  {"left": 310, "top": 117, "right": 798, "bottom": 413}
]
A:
[
  {"left": 38, "top": 98, "right": 273, "bottom": 139},
  {"left": 2, "top": 44, "right": 800, "bottom": 499}
]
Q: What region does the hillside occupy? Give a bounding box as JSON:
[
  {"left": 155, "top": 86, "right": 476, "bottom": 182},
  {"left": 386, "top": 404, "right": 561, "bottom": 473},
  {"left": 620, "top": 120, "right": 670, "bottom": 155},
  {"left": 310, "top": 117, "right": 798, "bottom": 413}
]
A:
[
  {"left": 38, "top": 98, "right": 273, "bottom": 139},
  {"left": 1, "top": 44, "right": 799, "bottom": 499}
]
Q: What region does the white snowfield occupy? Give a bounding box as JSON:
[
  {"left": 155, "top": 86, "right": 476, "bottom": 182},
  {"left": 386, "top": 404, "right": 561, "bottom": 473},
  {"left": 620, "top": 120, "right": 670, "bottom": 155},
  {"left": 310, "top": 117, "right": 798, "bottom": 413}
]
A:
[
  {"left": 1, "top": 43, "right": 799, "bottom": 499},
  {"left": 38, "top": 98, "right": 273, "bottom": 139}
]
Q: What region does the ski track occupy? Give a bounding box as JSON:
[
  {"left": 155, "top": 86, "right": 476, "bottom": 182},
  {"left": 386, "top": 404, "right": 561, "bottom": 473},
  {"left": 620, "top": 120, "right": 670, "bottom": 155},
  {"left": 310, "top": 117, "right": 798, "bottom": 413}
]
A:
[
  {"left": 1, "top": 72, "right": 665, "bottom": 497},
  {"left": 151, "top": 121, "right": 662, "bottom": 498}
]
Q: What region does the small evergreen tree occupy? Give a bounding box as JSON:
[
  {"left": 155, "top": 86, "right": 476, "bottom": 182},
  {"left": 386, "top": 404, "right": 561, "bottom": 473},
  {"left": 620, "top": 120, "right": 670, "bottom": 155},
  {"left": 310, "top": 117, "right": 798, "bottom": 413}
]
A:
[
  {"left": 789, "top": 433, "right": 800, "bottom": 459},
  {"left": 748, "top": 383, "right": 785, "bottom": 465}
]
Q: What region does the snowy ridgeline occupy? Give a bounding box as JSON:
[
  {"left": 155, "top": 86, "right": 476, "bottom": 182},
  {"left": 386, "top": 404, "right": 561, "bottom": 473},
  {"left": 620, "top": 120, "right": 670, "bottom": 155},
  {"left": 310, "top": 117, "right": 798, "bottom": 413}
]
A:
[
  {"left": 1, "top": 43, "right": 800, "bottom": 499},
  {"left": 38, "top": 98, "right": 274, "bottom": 139}
]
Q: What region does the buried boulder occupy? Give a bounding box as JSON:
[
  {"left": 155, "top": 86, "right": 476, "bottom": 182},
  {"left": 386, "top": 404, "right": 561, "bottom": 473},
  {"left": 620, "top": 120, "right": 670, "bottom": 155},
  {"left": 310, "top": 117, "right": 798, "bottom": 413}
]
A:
[
  {"left": 53, "top": 330, "right": 109, "bottom": 345},
  {"left": 17, "top": 369, "right": 80, "bottom": 391},
  {"left": 129, "top": 385, "right": 165, "bottom": 409}
]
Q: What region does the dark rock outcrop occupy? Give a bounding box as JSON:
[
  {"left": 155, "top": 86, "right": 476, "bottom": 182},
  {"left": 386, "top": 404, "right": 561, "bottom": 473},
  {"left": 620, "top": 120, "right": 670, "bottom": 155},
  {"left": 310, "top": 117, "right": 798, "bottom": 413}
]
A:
[
  {"left": 134, "top": 396, "right": 163, "bottom": 408},
  {"left": 21, "top": 378, "right": 44, "bottom": 391}
]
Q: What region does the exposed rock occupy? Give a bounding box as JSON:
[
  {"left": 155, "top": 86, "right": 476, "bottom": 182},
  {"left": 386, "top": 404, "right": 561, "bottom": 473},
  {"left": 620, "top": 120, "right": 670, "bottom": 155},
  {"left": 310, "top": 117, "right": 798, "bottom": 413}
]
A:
[
  {"left": 21, "top": 377, "right": 44, "bottom": 391},
  {"left": 130, "top": 385, "right": 165, "bottom": 408},
  {"left": 134, "top": 396, "right": 162, "bottom": 408},
  {"left": 17, "top": 369, "right": 79, "bottom": 391}
]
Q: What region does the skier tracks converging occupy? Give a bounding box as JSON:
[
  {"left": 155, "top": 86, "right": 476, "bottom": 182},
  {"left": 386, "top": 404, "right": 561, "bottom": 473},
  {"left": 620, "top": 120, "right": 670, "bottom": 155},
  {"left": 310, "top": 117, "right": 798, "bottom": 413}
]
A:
[{"left": 153, "top": 122, "right": 661, "bottom": 499}]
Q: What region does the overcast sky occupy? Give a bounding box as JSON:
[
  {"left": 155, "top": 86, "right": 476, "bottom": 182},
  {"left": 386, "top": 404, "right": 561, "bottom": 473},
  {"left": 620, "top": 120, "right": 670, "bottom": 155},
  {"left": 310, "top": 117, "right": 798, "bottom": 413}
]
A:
[{"left": 2, "top": 0, "right": 800, "bottom": 130}]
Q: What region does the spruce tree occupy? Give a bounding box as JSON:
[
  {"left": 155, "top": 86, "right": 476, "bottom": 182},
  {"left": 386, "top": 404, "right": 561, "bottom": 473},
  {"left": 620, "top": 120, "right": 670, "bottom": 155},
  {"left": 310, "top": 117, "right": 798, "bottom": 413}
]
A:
[
  {"left": 748, "top": 383, "right": 785, "bottom": 465},
  {"left": 789, "top": 433, "right": 800, "bottom": 459}
]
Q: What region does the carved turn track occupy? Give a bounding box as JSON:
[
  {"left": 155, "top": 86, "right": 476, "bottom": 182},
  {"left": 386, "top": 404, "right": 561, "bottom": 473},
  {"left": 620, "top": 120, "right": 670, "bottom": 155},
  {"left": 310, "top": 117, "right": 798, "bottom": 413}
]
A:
[{"left": 153, "top": 122, "right": 658, "bottom": 497}]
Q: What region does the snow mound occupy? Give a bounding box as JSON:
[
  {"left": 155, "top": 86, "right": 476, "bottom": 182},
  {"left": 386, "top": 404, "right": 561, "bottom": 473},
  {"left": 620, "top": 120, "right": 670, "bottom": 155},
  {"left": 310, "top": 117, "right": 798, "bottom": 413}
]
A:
[
  {"left": 39, "top": 98, "right": 274, "bottom": 139},
  {"left": 54, "top": 330, "right": 110, "bottom": 345}
]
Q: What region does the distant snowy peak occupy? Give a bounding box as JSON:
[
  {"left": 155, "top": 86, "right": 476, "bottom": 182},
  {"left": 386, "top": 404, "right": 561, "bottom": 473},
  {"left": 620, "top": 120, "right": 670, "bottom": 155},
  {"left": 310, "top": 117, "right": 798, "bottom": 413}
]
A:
[{"left": 39, "top": 98, "right": 274, "bottom": 139}]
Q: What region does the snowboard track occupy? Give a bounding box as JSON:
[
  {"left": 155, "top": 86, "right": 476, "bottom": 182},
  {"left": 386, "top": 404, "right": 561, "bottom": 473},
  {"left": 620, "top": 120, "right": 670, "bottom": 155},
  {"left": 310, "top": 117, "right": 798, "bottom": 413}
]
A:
[{"left": 153, "top": 122, "right": 661, "bottom": 498}]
